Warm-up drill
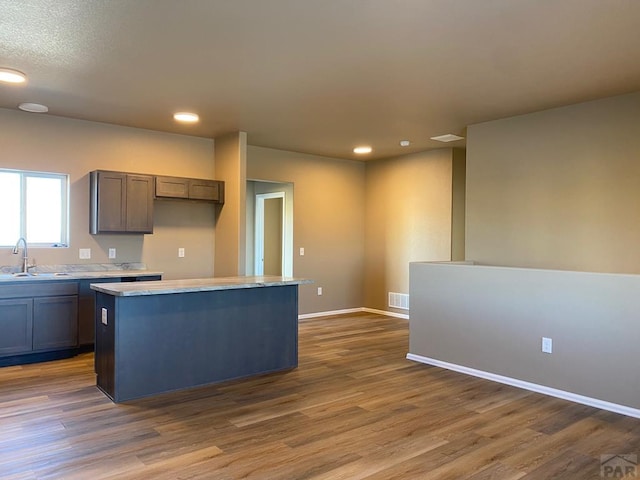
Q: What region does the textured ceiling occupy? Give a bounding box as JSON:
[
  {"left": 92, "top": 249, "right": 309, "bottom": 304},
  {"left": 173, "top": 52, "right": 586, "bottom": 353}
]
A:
[{"left": 0, "top": 0, "right": 639, "bottom": 160}]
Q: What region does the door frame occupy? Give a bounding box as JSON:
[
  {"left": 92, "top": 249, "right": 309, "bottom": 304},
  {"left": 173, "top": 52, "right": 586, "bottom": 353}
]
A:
[{"left": 254, "top": 191, "right": 290, "bottom": 276}]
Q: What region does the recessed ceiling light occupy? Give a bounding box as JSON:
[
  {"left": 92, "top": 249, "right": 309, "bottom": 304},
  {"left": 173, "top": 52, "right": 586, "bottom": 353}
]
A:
[
  {"left": 18, "top": 102, "right": 48, "bottom": 113},
  {"left": 399, "top": 140, "right": 411, "bottom": 147},
  {"left": 430, "top": 134, "right": 464, "bottom": 143},
  {"left": 0, "top": 68, "right": 27, "bottom": 84},
  {"left": 353, "top": 146, "right": 373, "bottom": 154},
  {"left": 173, "top": 112, "right": 199, "bottom": 123}
]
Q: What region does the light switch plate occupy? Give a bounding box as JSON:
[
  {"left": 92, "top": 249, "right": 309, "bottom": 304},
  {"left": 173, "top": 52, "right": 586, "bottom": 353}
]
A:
[
  {"left": 79, "top": 248, "right": 91, "bottom": 260},
  {"left": 300, "top": 247, "right": 305, "bottom": 256},
  {"left": 178, "top": 247, "right": 185, "bottom": 258}
]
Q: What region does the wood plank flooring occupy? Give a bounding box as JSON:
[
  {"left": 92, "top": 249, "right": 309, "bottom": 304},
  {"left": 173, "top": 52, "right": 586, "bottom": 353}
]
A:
[{"left": 1, "top": 312, "right": 639, "bottom": 479}]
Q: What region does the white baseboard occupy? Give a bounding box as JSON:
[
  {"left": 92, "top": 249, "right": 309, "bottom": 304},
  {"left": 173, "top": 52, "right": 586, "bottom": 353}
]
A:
[
  {"left": 362, "top": 307, "right": 409, "bottom": 320},
  {"left": 406, "top": 353, "right": 640, "bottom": 419},
  {"left": 298, "top": 307, "right": 409, "bottom": 320},
  {"left": 298, "top": 308, "right": 363, "bottom": 320}
]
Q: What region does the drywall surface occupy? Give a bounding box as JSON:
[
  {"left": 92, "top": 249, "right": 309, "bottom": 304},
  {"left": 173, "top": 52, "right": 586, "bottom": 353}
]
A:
[
  {"left": 247, "top": 145, "right": 365, "bottom": 314},
  {"left": 364, "top": 149, "right": 456, "bottom": 312},
  {"left": 466, "top": 92, "right": 640, "bottom": 273},
  {"left": 0, "top": 108, "right": 215, "bottom": 279},
  {"left": 410, "top": 262, "right": 640, "bottom": 410}
]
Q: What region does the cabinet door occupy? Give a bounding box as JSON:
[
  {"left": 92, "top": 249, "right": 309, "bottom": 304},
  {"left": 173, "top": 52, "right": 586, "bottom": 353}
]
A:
[
  {"left": 33, "top": 295, "right": 78, "bottom": 350},
  {"left": 93, "top": 171, "right": 127, "bottom": 233},
  {"left": 155, "top": 176, "right": 189, "bottom": 199},
  {"left": 126, "top": 174, "right": 154, "bottom": 233},
  {"left": 188, "top": 179, "right": 222, "bottom": 201},
  {"left": 0, "top": 299, "right": 33, "bottom": 356}
]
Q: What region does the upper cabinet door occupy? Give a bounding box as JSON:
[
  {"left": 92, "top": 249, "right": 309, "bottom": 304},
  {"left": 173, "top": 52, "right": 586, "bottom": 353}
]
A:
[
  {"left": 156, "top": 175, "right": 224, "bottom": 203},
  {"left": 126, "top": 174, "right": 154, "bottom": 233},
  {"left": 91, "top": 171, "right": 127, "bottom": 233},
  {"left": 155, "top": 176, "right": 189, "bottom": 199},
  {"left": 188, "top": 179, "right": 222, "bottom": 202},
  {"left": 90, "top": 171, "right": 154, "bottom": 234}
]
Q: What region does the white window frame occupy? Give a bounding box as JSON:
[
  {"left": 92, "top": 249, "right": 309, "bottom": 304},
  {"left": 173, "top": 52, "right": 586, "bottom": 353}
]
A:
[{"left": 0, "top": 168, "right": 70, "bottom": 248}]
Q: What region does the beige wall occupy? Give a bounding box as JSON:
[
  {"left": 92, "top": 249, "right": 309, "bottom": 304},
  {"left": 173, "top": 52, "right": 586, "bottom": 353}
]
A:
[
  {"left": 363, "top": 148, "right": 462, "bottom": 312},
  {"left": 0, "top": 108, "right": 216, "bottom": 279},
  {"left": 410, "top": 262, "right": 640, "bottom": 412},
  {"left": 247, "top": 146, "right": 365, "bottom": 314},
  {"left": 213, "top": 132, "right": 247, "bottom": 276},
  {"left": 466, "top": 92, "right": 640, "bottom": 273}
]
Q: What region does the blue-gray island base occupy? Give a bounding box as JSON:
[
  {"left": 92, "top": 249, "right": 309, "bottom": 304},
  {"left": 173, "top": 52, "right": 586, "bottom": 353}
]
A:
[{"left": 91, "top": 276, "right": 311, "bottom": 402}]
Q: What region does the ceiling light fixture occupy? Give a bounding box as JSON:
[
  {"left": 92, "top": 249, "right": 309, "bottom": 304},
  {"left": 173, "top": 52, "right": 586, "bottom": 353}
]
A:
[
  {"left": 18, "top": 102, "right": 48, "bottom": 113},
  {"left": 0, "top": 67, "right": 27, "bottom": 84},
  {"left": 430, "top": 134, "right": 464, "bottom": 143},
  {"left": 173, "top": 112, "right": 199, "bottom": 123},
  {"left": 399, "top": 140, "right": 411, "bottom": 147},
  {"left": 353, "top": 146, "right": 373, "bottom": 154}
]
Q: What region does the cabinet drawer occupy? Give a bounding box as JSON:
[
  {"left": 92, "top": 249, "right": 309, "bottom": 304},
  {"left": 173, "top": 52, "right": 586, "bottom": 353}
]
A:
[{"left": 0, "top": 281, "right": 78, "bottom": 299}]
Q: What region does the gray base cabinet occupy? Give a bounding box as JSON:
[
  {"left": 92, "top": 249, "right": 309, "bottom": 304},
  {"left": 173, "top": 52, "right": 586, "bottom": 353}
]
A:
[
  {"left": 33, "top": 296, "right": 78, "bottom": 350},
  {"left": 0, "top": 299, "right": 33, "bottom": 355},
  {"left": 0, "top": 282, "right": 78, "bottom": 358},
  {"left": 95, "top": 284, "right": 298, "bottom": 402}
]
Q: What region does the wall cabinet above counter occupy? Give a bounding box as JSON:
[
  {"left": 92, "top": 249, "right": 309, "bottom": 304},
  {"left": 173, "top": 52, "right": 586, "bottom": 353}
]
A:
[
  {"left": 90, "top": 170, "right": 224, "bottom": 235},
  {"left": 155, "top": 176, "right": 224, "bottom": 203}
]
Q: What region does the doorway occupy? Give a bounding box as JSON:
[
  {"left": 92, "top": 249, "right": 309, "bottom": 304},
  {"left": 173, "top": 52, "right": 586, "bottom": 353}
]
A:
[
  {"left": 255, "top": 192, "right": 285, "bottom": 276},
  {"left": 247, "top": 180, "right": 293, "bottom": 277}
]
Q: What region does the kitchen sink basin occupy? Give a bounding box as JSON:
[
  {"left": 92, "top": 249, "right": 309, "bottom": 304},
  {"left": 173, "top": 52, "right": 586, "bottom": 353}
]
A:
[{"left": 9, "top": 272, "right": 70, "bottom": 277}]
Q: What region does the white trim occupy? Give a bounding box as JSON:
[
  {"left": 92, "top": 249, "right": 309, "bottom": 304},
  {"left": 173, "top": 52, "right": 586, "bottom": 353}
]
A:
[
  {"left": 298, "top": 308, "right": 363, "bottom": 320},
  {"left": 298, "top": 307, "right": 409, "bottom": 320},
  {"left": 255, "top": 191, "right": 291, "bottom": 276},
  {"left": 362, "top": 307, "right": 409, "bottom": 320},
  {"left": 406, "top": 353, "right": 640, "bottom": 419}
]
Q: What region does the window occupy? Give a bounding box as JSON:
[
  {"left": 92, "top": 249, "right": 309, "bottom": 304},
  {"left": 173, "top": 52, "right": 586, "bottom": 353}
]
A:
[{"left": 0, "top": 169, "right": 69, "bottom": 248}]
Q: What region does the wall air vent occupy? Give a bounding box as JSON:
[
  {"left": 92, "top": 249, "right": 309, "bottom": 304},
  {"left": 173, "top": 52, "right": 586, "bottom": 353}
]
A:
[{"left": 388, "top": 292, "right": 409, "bottom": 310}]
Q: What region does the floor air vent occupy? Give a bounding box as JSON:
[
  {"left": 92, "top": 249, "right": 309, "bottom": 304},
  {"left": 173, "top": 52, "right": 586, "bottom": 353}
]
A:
[{"left": 388, "top": 292, "right": 409, "bottom": 310}]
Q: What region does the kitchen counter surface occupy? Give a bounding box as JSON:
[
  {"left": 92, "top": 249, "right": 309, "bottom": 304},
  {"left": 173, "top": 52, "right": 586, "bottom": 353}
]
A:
[
  {"left": 91, "top": 275, "right": 312, "bottom": 296},
  {"left": 0, "top": 270, "right": 163, "bottom": 282}
]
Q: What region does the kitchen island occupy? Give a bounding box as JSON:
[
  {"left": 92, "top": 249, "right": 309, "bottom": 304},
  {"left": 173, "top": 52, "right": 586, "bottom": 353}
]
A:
[{"left": 91, "top": 276, "right": 311, "bottom": 402}]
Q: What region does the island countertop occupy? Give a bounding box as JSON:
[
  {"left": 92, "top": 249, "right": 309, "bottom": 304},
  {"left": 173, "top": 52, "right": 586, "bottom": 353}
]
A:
[{"left": 90, "top": 275, "right": 312, "bottom": 296}]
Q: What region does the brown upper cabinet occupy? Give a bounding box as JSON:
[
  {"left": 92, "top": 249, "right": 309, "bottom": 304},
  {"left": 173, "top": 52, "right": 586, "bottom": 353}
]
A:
[
  {"left": 90, "top": 170, "right": 154, "bottom": 234},
  {"left": 155, "top": 176, "right": 224, "bottom": 203}
]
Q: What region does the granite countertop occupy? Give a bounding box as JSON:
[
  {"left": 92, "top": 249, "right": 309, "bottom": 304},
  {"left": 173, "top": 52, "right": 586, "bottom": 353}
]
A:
[
  {"left": 90, "top": 276, "right": 313, "bottom": 296},
  {"left": 0, "top": 269, "right": 163, "bottom": 283}
]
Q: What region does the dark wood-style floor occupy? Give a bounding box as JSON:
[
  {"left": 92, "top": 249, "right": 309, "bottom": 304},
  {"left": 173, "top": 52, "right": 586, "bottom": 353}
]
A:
[{"left": 1, "top": 312, "right": 639, "bottom": 479}]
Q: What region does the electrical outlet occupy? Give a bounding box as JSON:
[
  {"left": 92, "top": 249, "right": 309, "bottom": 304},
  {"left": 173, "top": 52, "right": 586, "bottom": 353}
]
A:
[
  {"left": 108, "top": 248, "right": 116, "bottom": 259},
  {"left": 300, "top": 247, "right": 305, "bottom": 256},
  {"left": 542, "top": 337, "right": 553, "bottom": 354},
  {"left": 79, "top": 248, "right": 91, "bottom": 260},
  {"left": 101, "top": 308, "right": 108, "bottom": 326},
  {"left": 317, "top": 287, "right": 323, "bottom": 296},
  {"left": 178, "top": 247, "right": 185, "bottom": 258}
]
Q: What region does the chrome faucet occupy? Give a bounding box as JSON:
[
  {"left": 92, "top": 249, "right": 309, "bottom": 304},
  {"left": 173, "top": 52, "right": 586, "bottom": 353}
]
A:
[{"left": 12, "top": 237, "right": 29, "bottom": 273}]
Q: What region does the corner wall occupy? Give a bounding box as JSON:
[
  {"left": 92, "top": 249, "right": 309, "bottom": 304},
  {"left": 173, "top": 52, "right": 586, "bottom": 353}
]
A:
[{"left": 363, "top": 148, "right": 463, "bottom": 313}]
